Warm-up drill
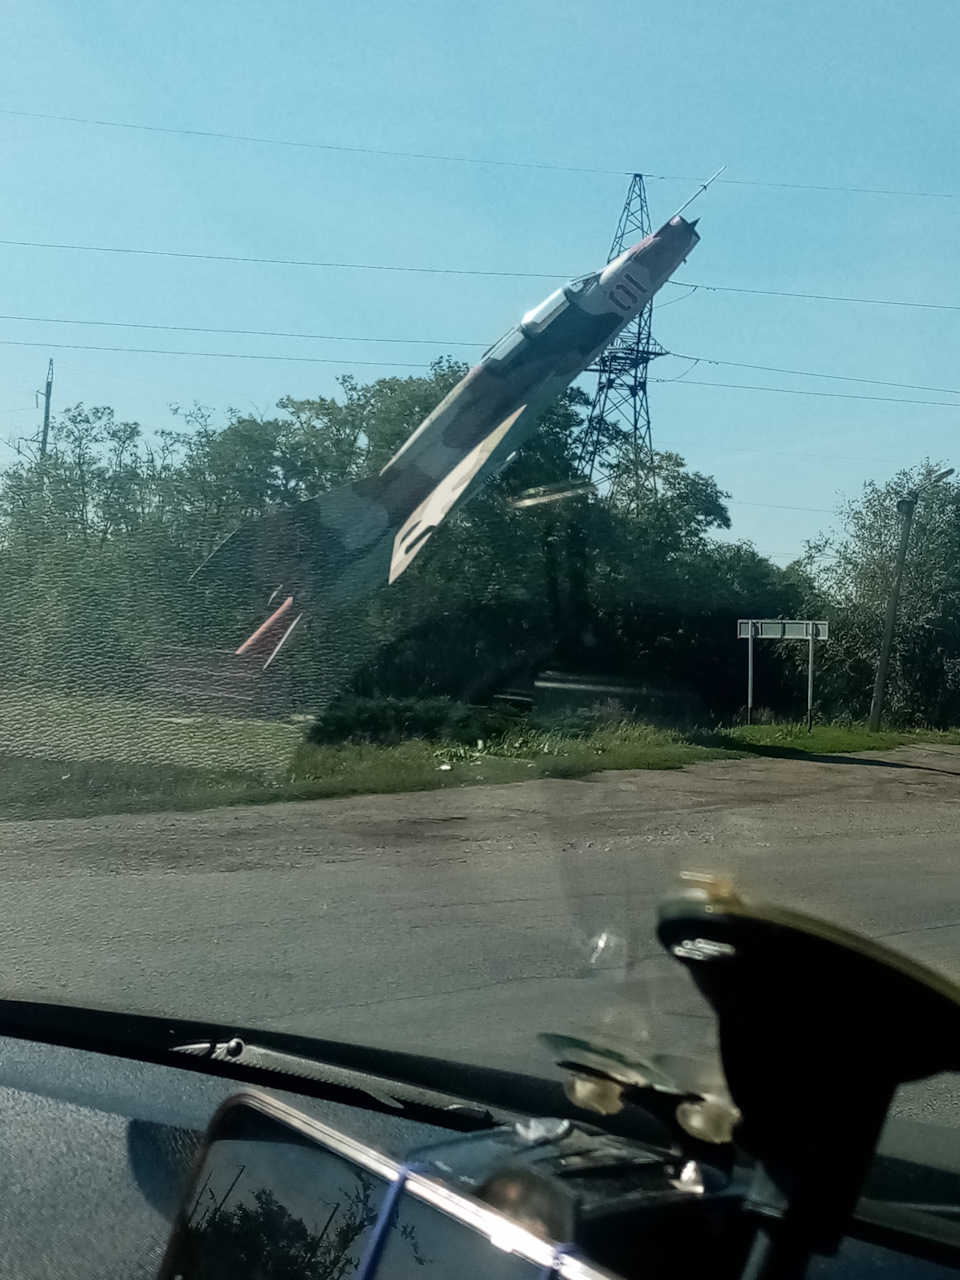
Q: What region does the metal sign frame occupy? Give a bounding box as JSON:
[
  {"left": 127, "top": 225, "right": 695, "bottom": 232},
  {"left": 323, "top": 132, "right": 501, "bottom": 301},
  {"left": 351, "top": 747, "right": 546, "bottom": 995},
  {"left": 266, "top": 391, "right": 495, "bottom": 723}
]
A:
[{"left": 738, "top": 619, "right": 829, "bottom": 730}]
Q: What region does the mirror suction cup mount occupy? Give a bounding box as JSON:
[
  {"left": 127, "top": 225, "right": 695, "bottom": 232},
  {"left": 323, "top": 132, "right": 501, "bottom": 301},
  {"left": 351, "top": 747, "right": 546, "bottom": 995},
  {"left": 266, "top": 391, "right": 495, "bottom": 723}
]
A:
[{"left": 658, "top": 876, "right": 960, "bottom": 1280}]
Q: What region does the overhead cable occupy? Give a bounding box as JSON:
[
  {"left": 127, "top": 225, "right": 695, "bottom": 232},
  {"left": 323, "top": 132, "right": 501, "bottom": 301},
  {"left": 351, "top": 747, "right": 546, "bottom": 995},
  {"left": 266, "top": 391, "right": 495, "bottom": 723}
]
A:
[
  {"left": 664, "top": 351, "right": 960, "bottom": 397},
  {"left": 3, "top": 337, "right": 958, "bottom": 411},
  {"left": 3, "top": 237, "right": 959, "bottom": 313},
  {"left": 2, "top": 311, "right": 959, "bottom": 399},
  {"left": 761, "top": 550, "right": 842, "bottom": 560},
  {"left": 3, "top": 107, "right": 958, "bottom": 199},
  {"left": 658, "top": 437, "right": 909, "bottom": 466},
  {"left": 0, "top": 338, "right": 427, "bottom": 367},
  {"left": 0, "top": 312, "right": 481, "bottom": 347},
  {"left": 0, "top": 107, "right": 632, "bottom": 177},
  {"left": 727, "top": 499, "right": 836, "bottom": 514},
  {"left": 675, "top": 279, "right": 960, "bottom": 312},
  {"left": 652, "top": 377, "right": 960, "bottom": 409},
  {"left": 0, "top": 238, "right": 558, "bottom": 279}
]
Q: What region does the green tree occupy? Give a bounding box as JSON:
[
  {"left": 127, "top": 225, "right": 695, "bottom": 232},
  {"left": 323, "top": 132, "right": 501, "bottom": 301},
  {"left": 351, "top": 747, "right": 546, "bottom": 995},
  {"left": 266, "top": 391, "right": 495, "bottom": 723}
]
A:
[
  {"left": 0, "top": 405, "right": 190, "bottom": 693},
  {"left": 0, "top": 363, "right": 806, "bottom": 720},
  {"left": 803, "top": 462, "right": 960, "bottom": 726}
]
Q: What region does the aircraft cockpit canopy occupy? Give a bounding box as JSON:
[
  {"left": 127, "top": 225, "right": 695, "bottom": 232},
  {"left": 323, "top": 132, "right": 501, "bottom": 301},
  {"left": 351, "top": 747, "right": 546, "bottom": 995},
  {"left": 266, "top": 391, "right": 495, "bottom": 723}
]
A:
[
  {"left": 520, "top": 288, "right": 570, "bottom": 336},
  {"left": 563, "top": 272, "right": 600, "bottom": 300}
]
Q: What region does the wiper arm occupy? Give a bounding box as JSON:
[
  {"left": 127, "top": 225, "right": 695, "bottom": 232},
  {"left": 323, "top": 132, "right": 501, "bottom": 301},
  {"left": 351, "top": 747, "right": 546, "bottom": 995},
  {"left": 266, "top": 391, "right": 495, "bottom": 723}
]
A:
[
  {"left": 0, "top": 997, "right": 682, "bottom": 1149},
  {"left": 173, "top": 1034, "right": 499, "bottom": 1131}
]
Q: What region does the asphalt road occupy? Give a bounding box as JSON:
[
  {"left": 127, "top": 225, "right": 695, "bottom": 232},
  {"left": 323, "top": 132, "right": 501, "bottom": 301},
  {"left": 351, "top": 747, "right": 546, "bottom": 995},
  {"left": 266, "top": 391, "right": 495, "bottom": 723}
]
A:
[{"left": 3, "top": 743, "right": 960, "bottom": 1124}]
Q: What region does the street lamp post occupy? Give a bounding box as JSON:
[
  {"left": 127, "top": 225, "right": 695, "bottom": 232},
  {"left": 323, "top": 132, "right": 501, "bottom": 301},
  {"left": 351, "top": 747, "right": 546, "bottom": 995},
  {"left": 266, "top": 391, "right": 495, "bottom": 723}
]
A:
[{"left": 868, "top": 467, "right": 954, "bottom": 732}]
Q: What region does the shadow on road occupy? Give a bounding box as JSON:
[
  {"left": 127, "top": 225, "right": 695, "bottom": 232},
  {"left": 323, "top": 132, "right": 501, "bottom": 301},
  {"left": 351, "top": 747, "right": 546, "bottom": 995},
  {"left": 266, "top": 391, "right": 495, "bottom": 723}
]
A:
[{"left": 694, "top": 734, "right": 960, "bottom": 779}]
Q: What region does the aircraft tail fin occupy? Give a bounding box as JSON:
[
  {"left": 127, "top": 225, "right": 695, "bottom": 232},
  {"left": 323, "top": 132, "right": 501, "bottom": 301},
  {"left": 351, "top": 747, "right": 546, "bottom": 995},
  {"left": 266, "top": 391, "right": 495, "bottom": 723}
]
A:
[
  {"left": 193, "top": 403, "right": 532, "bottom": 668},
  {"left": 193, "top": 476, "right": 390, "bottom": 669}
]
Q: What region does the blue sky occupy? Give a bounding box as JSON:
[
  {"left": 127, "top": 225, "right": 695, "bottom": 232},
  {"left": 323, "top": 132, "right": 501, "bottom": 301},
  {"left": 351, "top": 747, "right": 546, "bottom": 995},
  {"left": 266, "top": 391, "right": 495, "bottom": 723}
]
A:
[{"left": 2, "top": 0, "right": 959, "bottom": 563}]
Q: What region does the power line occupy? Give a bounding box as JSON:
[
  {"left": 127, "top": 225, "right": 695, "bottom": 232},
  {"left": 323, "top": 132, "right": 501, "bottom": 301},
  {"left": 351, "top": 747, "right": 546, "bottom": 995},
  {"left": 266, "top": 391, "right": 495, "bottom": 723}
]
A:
[
  {"left": 0, "top": 312, "right": 481, "bottom": 347},
  {"left": 699, "top": 179, "right": 958, "bottom": 199},
  {"left": 0, "top": 238, "right": 558, "bottom": 279},
  {"left": 3, "top": 106, "right": 958, "bottom": 200},
  {"left": 664, "top": 351, "right": 960, "bottom": 397},
  {"left": 658, "top": 436, "right": 910, "bottom": 466},
  {"left": 4, "top": 236, "right": 960, "bottom": 315},
  {"left": 3, "top": 311, "right": 959, "bottom": 400},
  {"left": 2, "top": 338, "right": 956, "bottom": 413},
  {"left": 760, "top": 550, "right": 842, "bottom": 560},
  {"left": 727, "top": 499, "right": 836, "bottom": 514},
  {"left": 0, "top": 107, "right": 633, "bottom": 177},
  {"left": 676, "top": 279, "right": 960, "bottom": 312},
  {"left": 653, "top": 377, "right": 960, "bottom": 409},
  {"left": 0, "top": 338, "right": 428, "bottom": 367}
]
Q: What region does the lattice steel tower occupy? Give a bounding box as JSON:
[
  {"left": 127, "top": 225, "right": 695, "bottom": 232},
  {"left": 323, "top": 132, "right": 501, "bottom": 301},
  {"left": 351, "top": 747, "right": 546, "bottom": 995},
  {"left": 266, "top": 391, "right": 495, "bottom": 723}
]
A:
[{"left": 577, "top": 174, "right": 664, "bottom": 514}]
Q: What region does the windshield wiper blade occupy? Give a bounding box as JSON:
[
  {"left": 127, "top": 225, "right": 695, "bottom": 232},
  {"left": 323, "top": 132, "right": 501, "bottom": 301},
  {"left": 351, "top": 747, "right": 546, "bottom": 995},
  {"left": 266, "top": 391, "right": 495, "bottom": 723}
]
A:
[
  {"left": 0, "top": 997, "right": 678, "bottom": 1149},
  {"left": 172, "top": 1034, "right": 499, "bottom": 1130}
]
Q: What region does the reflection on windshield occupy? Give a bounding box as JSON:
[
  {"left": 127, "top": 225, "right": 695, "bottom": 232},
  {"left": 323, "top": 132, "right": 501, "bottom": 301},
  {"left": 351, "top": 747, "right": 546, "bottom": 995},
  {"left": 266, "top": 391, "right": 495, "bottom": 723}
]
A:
[
  {"left": 4, "top": 3, "right": 960, "bottom": 1143},
  {"left": 165, "top": 1127, "right": 385, "bottom": 1280},
  {"left": 163, "top": 1105, "right": 560, "bottom": 1280}
]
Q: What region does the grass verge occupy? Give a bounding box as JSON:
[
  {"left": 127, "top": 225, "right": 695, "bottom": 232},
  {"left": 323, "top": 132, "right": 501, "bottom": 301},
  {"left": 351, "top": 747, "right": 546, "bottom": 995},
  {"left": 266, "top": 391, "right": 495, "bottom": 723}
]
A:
[
  {"left": 0, "top": 685, "right": 299, "bottom": 819},
  {"left": 0, "top": 685, "right": 298, "bottom": 774},
  {"left": 713, "top": 723, "right": 960, "bottom": 756},
  {"left": 0, "top": 753, "right": 284, "bottom": 820},
  {"left": 287, "top": 724, "right": 741, "bottom": 800},
  {"left": 0, "top": 689, "right": 957, "bottom": 821}
]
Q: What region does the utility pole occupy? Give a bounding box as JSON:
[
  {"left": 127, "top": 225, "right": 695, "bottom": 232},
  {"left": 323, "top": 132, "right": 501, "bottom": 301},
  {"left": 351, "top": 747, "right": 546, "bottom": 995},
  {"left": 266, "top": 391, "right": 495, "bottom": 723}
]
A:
[
  {"left": 868, "top": 466, "right": 954, "bottom": 732},
  {"left": 39, "top": 359, "right": 53, "bottom": 459},
  {"left": 576, "top": 174, "right": 664, "bottom": 514}
]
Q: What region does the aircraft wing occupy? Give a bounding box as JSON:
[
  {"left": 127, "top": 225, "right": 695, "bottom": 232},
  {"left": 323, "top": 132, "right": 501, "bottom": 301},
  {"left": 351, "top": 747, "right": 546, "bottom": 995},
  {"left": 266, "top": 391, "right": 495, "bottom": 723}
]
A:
[{"left": 388, "top": 404, "right": 527, "bottom": 583}]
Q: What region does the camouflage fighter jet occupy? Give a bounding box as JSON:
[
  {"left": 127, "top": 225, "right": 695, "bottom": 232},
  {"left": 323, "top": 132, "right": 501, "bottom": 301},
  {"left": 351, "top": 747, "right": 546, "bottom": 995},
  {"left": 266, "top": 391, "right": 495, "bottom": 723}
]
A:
[{"left": 194, "top": 210, "right": 703, "bottom": 667}]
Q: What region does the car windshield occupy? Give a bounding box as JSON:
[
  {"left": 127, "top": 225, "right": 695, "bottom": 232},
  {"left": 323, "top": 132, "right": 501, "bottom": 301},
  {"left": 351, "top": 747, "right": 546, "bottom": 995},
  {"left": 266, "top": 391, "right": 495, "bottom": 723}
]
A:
[{"left": 3, "top": 3, "right": 960, "bottom": 1128}]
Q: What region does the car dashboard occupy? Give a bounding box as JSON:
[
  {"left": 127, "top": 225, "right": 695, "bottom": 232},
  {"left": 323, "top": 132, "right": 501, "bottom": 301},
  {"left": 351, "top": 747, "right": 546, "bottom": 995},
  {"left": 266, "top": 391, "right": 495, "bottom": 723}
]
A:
[
  {"left": 6, "top": 882, "right": 960, "bottom": 1280},
  {"left": 2, "top": 1030, "right": 960, "bottom": 1280}
]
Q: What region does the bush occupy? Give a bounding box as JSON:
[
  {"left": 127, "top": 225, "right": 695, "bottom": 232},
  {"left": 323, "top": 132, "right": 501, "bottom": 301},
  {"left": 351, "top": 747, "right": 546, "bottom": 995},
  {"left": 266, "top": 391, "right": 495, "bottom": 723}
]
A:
[{"left": 307, "top": 695, "right": 527, "bottom": 746}]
